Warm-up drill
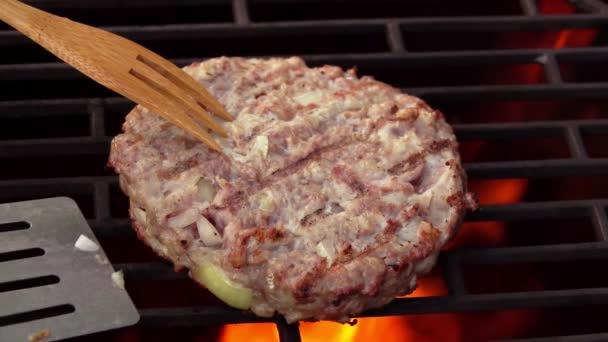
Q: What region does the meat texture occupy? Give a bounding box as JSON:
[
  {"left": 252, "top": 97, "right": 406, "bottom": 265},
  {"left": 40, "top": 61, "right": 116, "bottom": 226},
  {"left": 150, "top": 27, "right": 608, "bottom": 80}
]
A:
[{"left": 109, "top": 57, "right": 475, "bottom": 323}]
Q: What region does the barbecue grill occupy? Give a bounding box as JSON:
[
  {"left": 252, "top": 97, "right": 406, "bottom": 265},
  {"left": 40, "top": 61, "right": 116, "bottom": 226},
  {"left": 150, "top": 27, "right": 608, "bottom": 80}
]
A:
[{"left": 2, "top": 0, "right": 608, "bottom": 341}]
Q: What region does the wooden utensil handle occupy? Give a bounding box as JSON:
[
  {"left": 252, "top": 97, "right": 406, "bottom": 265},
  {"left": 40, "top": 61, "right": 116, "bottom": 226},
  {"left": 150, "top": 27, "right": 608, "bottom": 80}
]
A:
[{"left": 0, "top": 0, "right": 55, "bottom": 43}]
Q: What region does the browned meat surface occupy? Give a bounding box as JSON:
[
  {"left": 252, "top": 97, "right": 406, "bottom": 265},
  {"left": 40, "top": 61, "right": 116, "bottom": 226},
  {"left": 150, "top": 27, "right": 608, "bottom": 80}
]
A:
[{"left": 109, "top": 57, "right": 474, "bottom": 323}]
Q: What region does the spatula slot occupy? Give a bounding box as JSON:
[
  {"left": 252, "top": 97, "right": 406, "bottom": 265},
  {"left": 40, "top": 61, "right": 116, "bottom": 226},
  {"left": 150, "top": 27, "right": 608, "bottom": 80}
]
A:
[
  {"left": 0, "top": 221, "right": 30, "bottom": 233},
  {"left": 0, "top": 304, "right": 75, "bottom": 327},
  {"left": 0, "top": 275, "right": 59, "bottom": 293},
  {"left": 0, "top": 248, "right": 44, "bottom": 262}
]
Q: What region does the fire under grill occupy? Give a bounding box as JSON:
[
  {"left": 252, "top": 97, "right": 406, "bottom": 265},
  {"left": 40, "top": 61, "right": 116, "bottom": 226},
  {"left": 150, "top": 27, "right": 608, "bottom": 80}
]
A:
[{"left": 3, "top": 0, "right": 608, "bottom": 341}]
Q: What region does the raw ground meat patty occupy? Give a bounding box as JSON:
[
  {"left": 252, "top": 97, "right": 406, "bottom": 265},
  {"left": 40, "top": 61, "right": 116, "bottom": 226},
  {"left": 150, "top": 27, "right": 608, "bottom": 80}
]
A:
[{"left": 109, "top": 56, "right": 475, "bottom": 323}]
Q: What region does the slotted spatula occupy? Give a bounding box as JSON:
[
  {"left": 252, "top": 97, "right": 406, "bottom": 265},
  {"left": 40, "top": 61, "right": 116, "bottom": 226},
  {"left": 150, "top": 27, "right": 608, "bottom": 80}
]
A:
[{"left": 0, "top": 198, "right": 139, "bottom": 341}]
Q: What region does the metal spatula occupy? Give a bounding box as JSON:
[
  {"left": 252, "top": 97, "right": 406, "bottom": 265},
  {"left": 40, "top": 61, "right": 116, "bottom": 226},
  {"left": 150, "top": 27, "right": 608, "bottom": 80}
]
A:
[{"left": 0, "top": 197, "right": 139, "bottom": 341}]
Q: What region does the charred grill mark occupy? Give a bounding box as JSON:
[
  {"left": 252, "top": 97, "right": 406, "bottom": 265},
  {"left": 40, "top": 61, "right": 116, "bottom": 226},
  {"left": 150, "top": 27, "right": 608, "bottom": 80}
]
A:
[
  {"left": 295, "top": 282, "right": 312, "bottom": 300},
  {"left": 349, "top": 179, "right": 366, "bottom": 194},
  {"left": 267, "top": 139, "right": 354, "bottom": 181},
  {"left": 429, "top": 139, "right": 455, "bottom": 153},
  {"left": 447, "top": 191, "right": 464, "bottom": 209},
  {"left": 300, "top": 208, "right": 325, "bottom": 226},
  {"left": 385, "top": 219, "right": 401, "bottom": 236},
  {"left": 293, "top": 260, "right": 327, "bottom": 301},
  {"left": 157, "top": 155, "right": 200, "bottom": 179},
  {"left": 229, "top": 227, "right": 289, "bottom": 267}
]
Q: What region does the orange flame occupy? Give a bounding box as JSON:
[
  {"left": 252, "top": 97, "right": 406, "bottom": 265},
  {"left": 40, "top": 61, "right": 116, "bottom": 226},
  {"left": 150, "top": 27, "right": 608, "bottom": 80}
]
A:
[{"left": 219, "top": 274, "right": 452, "bottom": 342}]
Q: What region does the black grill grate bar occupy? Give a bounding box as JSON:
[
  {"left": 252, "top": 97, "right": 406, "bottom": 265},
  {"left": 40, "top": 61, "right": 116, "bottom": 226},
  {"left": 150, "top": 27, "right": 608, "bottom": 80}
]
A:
[
  {"left": 2, "top": 14, "right": 608, "bottom": 37},
  {"left": 13, "top": 0, "right": 606, "bottom": 15},
  {"left": 519, "top": 0, "right": 538, "bottom": 16},
  {"left": 386, "top": 21, "right": 405, "bottom": 52},
  {"left": 88, "top": 99, "right": 105, "bottom": 137},
  {"left": 566, "top": 125, "right": 588, "bottom": 158},
  {"left": 277, "top": 318, "right": 301, "bottom": 342},
  {"left": 454, "top": 119, "right": 608, "bottom": 139},
  {"left": 453, "top": 242, "right": 608, "bottom": 265},
  {"left": 410, "top": 84, "right": 608, "bottom": 102},
  {"left": 133, "top": 288, "right": 608, "bottom": 327},
  {"left": 574, "top": 0, "right": 608, "bottom": 14},
  {"left": 0, "top": 15, "right": 606, "bottom": 55},
  {"left": 539, "top": 53, "right": 563, "bottom": 84},
  {"left": 443, "top": 254, "right": 467, "bottom": 295},
  {"left": 88, "top": 218, "right": 134, "bottom": 238},
  {"left": 464, "top": 159, "right": 608, "bottom": 179},
  {"left": 363, "top": 288, "right": 608, "bottom": 317},
  {"left": 116, "top": 262, "right": 187, "bottom": 281},
  {"left": 4, "top": 47, "right": 608, "bottom": 81},
  {"left": 502, "top": 332, "right": 608, "bottom": 342},
  {"left": 468, "top": 200, "right": 599, "bottom": 221},
  {"left": 0, "top": 176, "right": 113, "bottom": 188},
  {"left": 2, "top": 46, "right": 608, "bottom": 80},
  {"left": 22, "top": 0, "right": 229, "bottom": 9},
  {"left": 592, "top": 204, "right": 608, "bottom": 241},
  {"left": 138, "top": 306, "right": 276, "bottom": 327},
  {"left": 93, "top": 182, "right": 111, "bottom": 220},
  {"left": 0, "top": 138, "right": 110, "bottom": 158},
  {"left": 232, "top": 0, "right": 250, "bottom": 24}
]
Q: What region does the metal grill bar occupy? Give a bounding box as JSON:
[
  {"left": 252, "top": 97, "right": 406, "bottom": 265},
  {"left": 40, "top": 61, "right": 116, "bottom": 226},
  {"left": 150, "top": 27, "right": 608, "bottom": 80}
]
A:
[
  {"left": 5, "top": 48, "right": 608, "bottom": 80},
  {"left": 131, "top": 288, "right": 608, "bottom": 327},
  {"left": 232, "top": 0, "right": 250, "bottom": 24},
  {"left": 574, "top": 0, "right": 608, "bottom": 14},
  {"left": 519, "top": 0, "right": 538, "bottom": 16}
]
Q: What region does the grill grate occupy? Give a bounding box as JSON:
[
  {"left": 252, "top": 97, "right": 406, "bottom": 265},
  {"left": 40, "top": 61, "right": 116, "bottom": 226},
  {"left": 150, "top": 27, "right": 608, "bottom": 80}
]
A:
[{"left": 3, "top": 0, "right": 608, "bottom": 341}]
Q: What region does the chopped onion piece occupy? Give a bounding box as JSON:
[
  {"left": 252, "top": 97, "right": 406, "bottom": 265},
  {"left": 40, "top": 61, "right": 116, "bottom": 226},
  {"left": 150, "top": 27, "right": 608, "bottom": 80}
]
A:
[
  {"left": 382, "top": 192, "right": 407, "bottom": 205},
  {"left": 316, "top": 240, "right": 336, "bottom": 266},
  {"left": 132, "top": 207, "right": 147, "bottom": 224},
  {"left": 252, "top": 135, "right": 269, "bottom": 158},
  {"left": 258, "top": 191, "right": 275, "bottom": 212},
  {"left": 197, "top": 178, "right": 217, "bottom": 203},
  {"left": 294, "top": 90, "right": 323, "bottom": 105},
  {"left": 168, "top": 208, "right": 199, "bottom": 229},
  {"left": 74, "top": 234, "right": 99, "bottom": 252},
  {"left": 196, "top": 216, "right": 222, "bottom": 246},
  {"left": 111, "top": 270, "right": 125, "bottom": 290},
  {"left": 192, "top": 262, "right": 253, "bottom": 310}
]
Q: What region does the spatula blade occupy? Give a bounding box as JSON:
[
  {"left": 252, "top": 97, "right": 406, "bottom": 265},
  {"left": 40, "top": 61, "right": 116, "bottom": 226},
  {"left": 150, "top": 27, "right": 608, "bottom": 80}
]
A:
[{"left": 0, "top": 197, "right": 139, "bottom": 341}]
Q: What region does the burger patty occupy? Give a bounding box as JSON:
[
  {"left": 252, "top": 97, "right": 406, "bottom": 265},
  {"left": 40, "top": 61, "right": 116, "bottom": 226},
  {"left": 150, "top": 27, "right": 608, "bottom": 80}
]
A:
[{"left": 109, "top": 56, "right": 475, "bottom": 323}]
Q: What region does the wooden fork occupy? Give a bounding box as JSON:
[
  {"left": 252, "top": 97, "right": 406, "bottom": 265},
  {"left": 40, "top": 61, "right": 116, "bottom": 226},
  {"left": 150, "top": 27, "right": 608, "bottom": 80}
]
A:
[{"left": 0, "top": 0, "right": 232, "bottom": 152}]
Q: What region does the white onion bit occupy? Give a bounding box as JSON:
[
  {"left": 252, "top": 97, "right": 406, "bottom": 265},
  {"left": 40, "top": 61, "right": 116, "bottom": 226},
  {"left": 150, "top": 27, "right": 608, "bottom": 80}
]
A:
[
  {"left": 74, "top": 234, "right": 99, "bottom": 252},
  {"left": 168, "top": 208, "right": 199, "bottom": 229},
  {"left": 111, "top": 270, "right": 125, "bottom": 290},
  {"left": 196, "top": 216, "right": 223, "bottom": 246}
]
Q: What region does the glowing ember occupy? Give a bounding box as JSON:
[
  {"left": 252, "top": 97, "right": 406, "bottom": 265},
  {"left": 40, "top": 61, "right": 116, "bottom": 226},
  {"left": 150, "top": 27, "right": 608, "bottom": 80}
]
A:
[{"left": 220, "top": 323, "right": 278, "bottom": 342}]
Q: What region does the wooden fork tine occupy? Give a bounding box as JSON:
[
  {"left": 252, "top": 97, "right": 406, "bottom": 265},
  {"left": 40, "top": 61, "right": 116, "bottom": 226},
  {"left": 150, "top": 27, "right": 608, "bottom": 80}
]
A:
[
  {"left": 131, "top": 90, "right": 222, "bottom": 152},
  {"left": 158, "top": 108, "right": 223, "bottom": 153},
  {"left": 130, "top": 61, "right": 228, "bottom": 137},
  {"left": 136, "top": 54, "right": 234, "bottom": 121}
]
